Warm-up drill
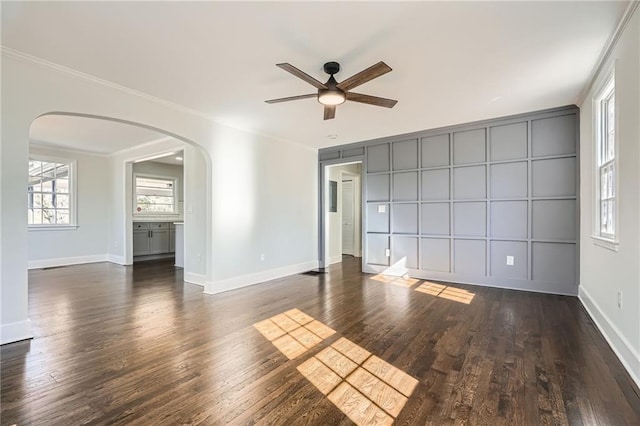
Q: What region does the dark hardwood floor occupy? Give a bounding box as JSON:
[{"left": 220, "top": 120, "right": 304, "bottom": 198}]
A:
[{"left": 1, "top": 257, "right": 639, "bottom": 425}]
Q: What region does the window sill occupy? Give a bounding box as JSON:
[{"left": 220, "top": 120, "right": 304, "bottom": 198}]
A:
[
  {"left": 591, "top": 235, "right": 619, "bottom": 252},
  {"left": 29, "top": 225, "right": 79, "bottom": 232}
]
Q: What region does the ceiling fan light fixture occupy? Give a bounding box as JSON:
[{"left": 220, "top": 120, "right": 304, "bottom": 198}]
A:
[{"left": 318, "top": 89, "right": 346, "bottom": 106}]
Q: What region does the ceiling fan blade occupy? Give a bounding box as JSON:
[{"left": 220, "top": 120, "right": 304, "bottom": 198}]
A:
[
  {"left": 346, "top": 92, "right": 398, "bottom": 108},
  {"left": 324, "top": 105, "right": 336, "bottom": 120},
  {"left": 277, "top": 63, "right": 327, "bottom": 89},
  {"left": 265, "top": 94, "right": 317, "bottom": 104},
  {"left": 337, "top": 61, "right": 392, "bottom": 91}
]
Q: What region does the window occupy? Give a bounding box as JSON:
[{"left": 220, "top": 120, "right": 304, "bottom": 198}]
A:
[
  {"left": 134, "top": 175, "right": 176, "bottom": 214},
  {"left": 595, "top": 74, "right": 616, "bottom": 243},
  {"left": 28, "top": 157, "right": 76, "bottom": 227}
]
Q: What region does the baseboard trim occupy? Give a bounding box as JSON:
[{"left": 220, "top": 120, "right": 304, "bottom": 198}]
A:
[
  {"left": 579, "top": 286, "right": 640, "bottom": 389},
  {"left": 329, "top": 255, "right": 343, "bottom": 265},
  {"left": 1, "top": 319, "right": 33, "bottom": 345},
  {"left": 106, "top": 254, "right": 127, "bottom": 265},
  {"left": 28, "top": 254, "right": 108, "bottom": 270},
  {"left": 204, "top": 260, "right": 319, "bottom": 295},
  {"left": 184, "top": 272, "right": 206, "bottom": 287}
]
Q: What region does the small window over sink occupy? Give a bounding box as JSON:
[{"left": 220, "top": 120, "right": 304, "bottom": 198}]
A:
[{"left": 134, "top": 175, "right": 176, "bottom": 215}]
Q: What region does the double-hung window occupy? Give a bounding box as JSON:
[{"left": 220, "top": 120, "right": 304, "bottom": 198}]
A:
[
  {"left": 595, "top": 74, "right": 616, "bottom": 245},
  {"left": 28, "top": 156, "right": 76, "bottom": 228},
  {"left": 134, "top": 175, "right": 177, "bottom": 215}
]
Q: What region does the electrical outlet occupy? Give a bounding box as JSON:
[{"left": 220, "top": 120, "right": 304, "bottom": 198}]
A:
[
  {"left": 260, "top": 253, "right": 265, "bottom": 261},
  {"left": 618, "top": 290, "right": 623, "bottom": 308},
  {"left": 506, "top": 256, "right": 514, "bottom": 266},
  {"left": 385, "top": 248, "right": 390, "bottom": 257},
  {"left": 378, "top": 205, "right": 386, "bottom": 213}
]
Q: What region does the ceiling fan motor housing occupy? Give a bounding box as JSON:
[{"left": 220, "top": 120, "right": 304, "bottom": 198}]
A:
[{"left": 323, "top": 61, "right": 341, "bottom": 75}]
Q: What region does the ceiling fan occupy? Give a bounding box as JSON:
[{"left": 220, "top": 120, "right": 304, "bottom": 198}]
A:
[{"left": 265, "top": 61, "right": 397, "bottom": 120}]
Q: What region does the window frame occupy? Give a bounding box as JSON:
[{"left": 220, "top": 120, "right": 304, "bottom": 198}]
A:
[
  {"left": 28, "top": 155, "right": 78, "bottom": 231},
  {"left": 133, "top": 173, "right": 178, "bottom": 216},
  {"left": 592, "top": 69, "right": 618, "bottom": 251}
]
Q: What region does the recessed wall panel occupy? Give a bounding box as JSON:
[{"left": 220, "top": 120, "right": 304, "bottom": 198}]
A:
[
  {"left": 532, "top": 158, "right": 576, "bottom": 197},
  {"left": 421, "top": 238, "right": 450, "bottom": 272},
  {"left": 532, "top": 114, "right": 576, "bottom": 157},
  {"left": 490, "top": 162, "right": 528, "bottom": 198},
  {"left": 453, "top": 166, "right": 486, "bottom": 199},
  {"left": 532, "top": 200, "right": 576, "bottom": 241},
  {"left": 490, "top": 241, "right": 528, "bottom": 280},
  {"left": 491, "top": 201, "right": 528, "bottom": 239},
  {"left": 366, "top": 174, "right": 389, "bottom": 202},
  {"left": 367, "top": 235, "right": 390, "bottom": 266},
  {"left": 453, "top": 129, "right": 486, "bottom": 165},
  {"left": 490, "top": 122, "right": 528, "bottom": 161},
  {"left": 367, "top": 203, "right": 389, "bottom": 233},
  {"left": 367, "top": 144, "right": 390, "bottom": 173},
  {"left": 421, "top": 203, "right": 450, "bottom": 235},
  {"left": 393, "top": 172, "right": 418, "bottom": 201},
  {"left": 421, "top": 134, "right": 450, "bottom": 168},
  {"left": 454, "top": 239, "right": 486, "bottom": 276},
  {"left": 343, "top": 147, "right": 365, "bottom": 158},
  {"left": 532, "top": 242, "right": 576, "bottom": 284},
  {"left": 453, "top": 202, "right": 486, "bottom": 237},
  {"left": 392, "top": 236, "right": 418, "bottom": 269},
  {"left": 393, "top": 139, "right": 418, "bottom": 170},
  {"left": 392, "top": 203, "right": 418, "bottom": 234},
  {"left": 421, "top": 169, "right": 450, "bottom": 201}
]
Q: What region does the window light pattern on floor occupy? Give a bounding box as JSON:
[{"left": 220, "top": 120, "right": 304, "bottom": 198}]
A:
[
  {"left": 298, "top": 337, "right": 419, "bottom": 425},
  {"left": 254, "top": 310, "right": 419, "bottom": 424},
  {"left": 253, "top": 309, "right": 336, "bottom": 359},
  {"left": 415, "top": 281, "right": 475, "bottom": 304},
  {"left": 370, "top": 274, "right": 422, "bottom": 288}
]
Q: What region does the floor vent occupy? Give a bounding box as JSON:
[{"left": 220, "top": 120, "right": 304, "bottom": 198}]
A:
[{"left": 300, "top": 270, "right": 327, "bottom": 276}]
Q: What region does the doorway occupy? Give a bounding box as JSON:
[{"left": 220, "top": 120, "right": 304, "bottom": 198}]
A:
[{"left": 324, "top": 162, "right": 363, "bottom": 266}]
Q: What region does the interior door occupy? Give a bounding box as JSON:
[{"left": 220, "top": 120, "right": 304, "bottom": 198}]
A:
[{"left": 342, "top": 180, "right": 354, "bottom": 255}]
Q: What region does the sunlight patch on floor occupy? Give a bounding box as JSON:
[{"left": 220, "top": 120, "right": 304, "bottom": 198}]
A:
[
  {"left": 370, "top": 273, "right": 421, "bottom": 288},
  {"left": 298, "top": 337, "right": 418, "bottom": 425},
  {"left": 254, "top": 310, "right": 419, "bottom": 424},
  {"left": 415, "top": 281, "right": 475, "bottom": 304},
  {"left": 253, "top": 308, "right": 336, "bottom": 359}
]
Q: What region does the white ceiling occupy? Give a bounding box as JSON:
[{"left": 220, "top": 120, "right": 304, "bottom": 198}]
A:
[
  {"left": 29, "top": 114, "right": 170, "bottom": 154},
  {"left": 2, "top": 1, "right": 629, "bottom": 149},
  {"left": 150, "top": 151, "right": 184, "bottom": 166}
]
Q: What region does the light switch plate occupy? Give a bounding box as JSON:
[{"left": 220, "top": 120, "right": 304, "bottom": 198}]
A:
[
  {"left": 385, "top": 248, "right": 390, "bottom": 257},
  {"left": 506, "top": 256, "right": 514, "bottom": 266},
  {"left": 378, "top": 205, "right": 386, "bottom": 213}
]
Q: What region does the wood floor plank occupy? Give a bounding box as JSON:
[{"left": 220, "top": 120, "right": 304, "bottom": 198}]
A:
[{"left": 0, "top": 256, "right": 638, "bottom": 425}]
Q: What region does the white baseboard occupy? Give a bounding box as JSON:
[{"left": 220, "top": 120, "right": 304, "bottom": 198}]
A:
[
  {"left": 184, "top": 272, "right": 206, "bottom": 287},
  {"left": 205, "top": 260, "right": 319, "bottom": 295},
  {"left": 329, "top": 255, "right": 343, "bottom": 265},
  {"left": 1, "top": 319, "right": 33, "bottom": 345},
  {"left": 579, "top": 286, "right": 640, "bottom": 388},
  {"left": 107, "top": 254, "right": 127, "bottom": 265},
  {"left": 28, "top": 254, "right": 108, "bottom": 269}
]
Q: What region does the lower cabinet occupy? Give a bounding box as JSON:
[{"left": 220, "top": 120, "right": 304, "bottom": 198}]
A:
[{"left": 133, "top": 222, "right": 176, "bottom": 256}]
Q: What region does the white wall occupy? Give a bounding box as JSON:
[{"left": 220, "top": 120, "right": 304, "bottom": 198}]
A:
[
  {"left": 208, "top": 124, "right": 318, "bottom": 292},
  {"left": 0, "top": 50, "right": 318, "bottom": 344},
  {"left": 327, "top": 163, "right": 361, "bottom": 264},
  {"left": 27, "top": 145, "right": 110, "bottom": 268},
  {"left": 579, "top": 6, "right": 640, "bottom": 386}
]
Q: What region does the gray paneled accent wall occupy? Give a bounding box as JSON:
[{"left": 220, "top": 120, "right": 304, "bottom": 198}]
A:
[{"left": 319, "top": 106, "right": 579, "bottom": 295}]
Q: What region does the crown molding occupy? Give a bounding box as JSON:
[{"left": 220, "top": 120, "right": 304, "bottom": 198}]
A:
[
  {"left": 1, "top": 46, "right": 317, "bottom": 152},
  {"left": 29, "top": 140, "right": 111, "bottom": 157},
  {"left": 577, "top": 0, "right": 639, "bottom": 105}
]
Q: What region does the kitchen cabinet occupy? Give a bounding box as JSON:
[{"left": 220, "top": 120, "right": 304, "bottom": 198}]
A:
[{"left": 133, "top": 222, "right": 176, "bottom": 256}]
